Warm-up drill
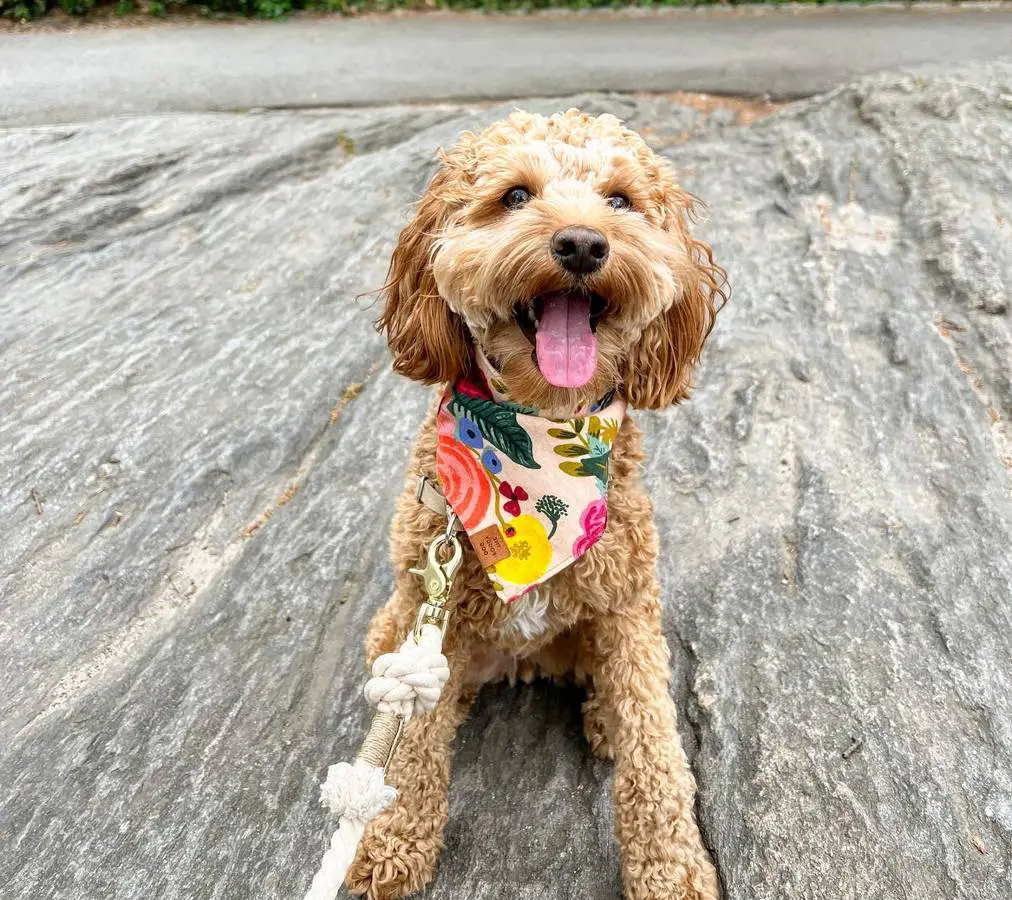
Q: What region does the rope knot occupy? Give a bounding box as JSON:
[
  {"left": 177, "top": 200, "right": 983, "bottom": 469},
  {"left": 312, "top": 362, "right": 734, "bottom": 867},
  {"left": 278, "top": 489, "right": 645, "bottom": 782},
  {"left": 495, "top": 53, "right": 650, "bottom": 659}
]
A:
[{"left": 363, "top": 625, "right": 449, "bottom": 719}]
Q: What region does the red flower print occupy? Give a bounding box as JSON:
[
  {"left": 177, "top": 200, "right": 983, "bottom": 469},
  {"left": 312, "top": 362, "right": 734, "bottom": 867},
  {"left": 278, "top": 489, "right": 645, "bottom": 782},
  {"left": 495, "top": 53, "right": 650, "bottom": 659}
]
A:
[
  {"left": 499, "top": 481, "right": 529, "bottom": 518},
  {"left": 455, "top": 375, "right": 492, "bottom": 400},
  {"left": 436, "top": 435, "right": 492, "bottom": 530},
  {"left": 572, "top": 498, "right": 608, "bottom": 558},
  {"left": 436, "top": 402, "right": 457, "bottom": 437}
]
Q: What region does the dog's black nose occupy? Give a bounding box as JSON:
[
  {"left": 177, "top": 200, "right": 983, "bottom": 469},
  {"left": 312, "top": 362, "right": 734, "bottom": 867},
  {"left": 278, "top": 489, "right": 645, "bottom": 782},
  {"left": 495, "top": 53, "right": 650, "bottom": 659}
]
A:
[{"left": 551, "top": 226, "right": 609, "bottom": 276}]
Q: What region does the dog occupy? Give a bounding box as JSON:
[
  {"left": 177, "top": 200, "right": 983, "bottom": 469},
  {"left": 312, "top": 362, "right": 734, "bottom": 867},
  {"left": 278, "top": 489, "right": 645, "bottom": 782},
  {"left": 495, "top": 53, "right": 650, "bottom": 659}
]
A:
[{"left": 347, "top": 109, "right": 727, "bottom": 900}]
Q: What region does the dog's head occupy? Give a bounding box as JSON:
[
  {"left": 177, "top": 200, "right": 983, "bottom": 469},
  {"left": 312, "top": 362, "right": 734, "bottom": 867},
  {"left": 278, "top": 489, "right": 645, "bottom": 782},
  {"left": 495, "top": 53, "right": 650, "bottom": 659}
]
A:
[{"left": 378, "top": 109, "right": 727, "bottom": 410}]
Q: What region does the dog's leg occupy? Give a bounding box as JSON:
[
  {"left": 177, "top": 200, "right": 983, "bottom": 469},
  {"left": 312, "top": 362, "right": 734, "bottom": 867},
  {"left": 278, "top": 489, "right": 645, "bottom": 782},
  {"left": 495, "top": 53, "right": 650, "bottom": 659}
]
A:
[
  {"left": 346, "top": 634, "right": 475, "bottom": 900},
  {"left": 591, "top": 594, "right": 719, "bottom": 900},
  {"left": 581, "top": 684, "right": 615, "bottom": 760},
  {"left": 365, "top": 591, "right": 408, "bottom": 665}
]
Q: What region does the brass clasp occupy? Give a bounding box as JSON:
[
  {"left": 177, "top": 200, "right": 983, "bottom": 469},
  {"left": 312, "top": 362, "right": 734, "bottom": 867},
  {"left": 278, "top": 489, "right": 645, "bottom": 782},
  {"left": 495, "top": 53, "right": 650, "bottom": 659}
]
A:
[{"left": 409, "top": 533, "right": 462, "bottom": 641}]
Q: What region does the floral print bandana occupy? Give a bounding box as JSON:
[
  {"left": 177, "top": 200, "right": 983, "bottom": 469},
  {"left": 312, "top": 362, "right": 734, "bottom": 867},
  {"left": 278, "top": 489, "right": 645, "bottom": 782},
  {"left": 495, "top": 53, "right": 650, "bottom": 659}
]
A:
[{"left": 435, "top": 352, "right": 626, "bottom": 603}]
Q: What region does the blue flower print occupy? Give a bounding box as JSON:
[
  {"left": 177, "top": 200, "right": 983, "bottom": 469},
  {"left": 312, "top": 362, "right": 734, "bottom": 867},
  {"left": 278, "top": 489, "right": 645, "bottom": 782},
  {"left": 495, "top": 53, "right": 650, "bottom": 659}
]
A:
[
  {"left": 481, "top": 448, "right": 502, "bottom": 474},
  {"left": 458, "top": 417, "right": 483, "bottom": 449}
]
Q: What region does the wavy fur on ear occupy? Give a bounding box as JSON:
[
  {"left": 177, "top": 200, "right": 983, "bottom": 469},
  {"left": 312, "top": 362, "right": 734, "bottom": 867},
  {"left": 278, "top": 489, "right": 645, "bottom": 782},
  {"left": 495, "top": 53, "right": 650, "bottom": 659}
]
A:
[
  {"left": 622, "top": 189, "right": 728, "bottom": 409},
  {"left": 377, "top": 167, "right": 471, "bottom": 385}
]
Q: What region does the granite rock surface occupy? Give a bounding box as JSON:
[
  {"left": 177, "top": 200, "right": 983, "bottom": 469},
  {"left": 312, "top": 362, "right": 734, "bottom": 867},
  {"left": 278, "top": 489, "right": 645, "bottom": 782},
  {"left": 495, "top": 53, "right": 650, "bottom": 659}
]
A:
[{"left": 2, "top": 64, "right": 1011, "bottom": 899}]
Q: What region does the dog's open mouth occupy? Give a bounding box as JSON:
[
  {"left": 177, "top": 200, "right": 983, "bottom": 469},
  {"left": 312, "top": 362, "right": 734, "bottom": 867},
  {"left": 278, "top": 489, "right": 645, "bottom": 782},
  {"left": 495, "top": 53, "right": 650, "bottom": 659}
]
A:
[{"left": 513, "top": 291, "right": 606, "bottom": 389}]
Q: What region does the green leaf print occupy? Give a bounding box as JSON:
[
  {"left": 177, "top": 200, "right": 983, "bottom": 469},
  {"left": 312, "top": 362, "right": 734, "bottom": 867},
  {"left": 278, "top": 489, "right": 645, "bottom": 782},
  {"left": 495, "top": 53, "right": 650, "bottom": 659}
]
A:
[
  {"left": 449, "top": 391, "right": 541, "bottom": 469},
  {"left": 559, "top": 450, "right": 610, "bottom": 481}
]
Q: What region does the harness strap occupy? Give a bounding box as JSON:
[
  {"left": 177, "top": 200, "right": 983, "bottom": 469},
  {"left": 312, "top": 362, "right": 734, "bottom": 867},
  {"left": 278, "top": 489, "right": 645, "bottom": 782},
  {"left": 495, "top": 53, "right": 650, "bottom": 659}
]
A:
[{"left": 415, "top": 476, "right": 464, "bottom": 533}]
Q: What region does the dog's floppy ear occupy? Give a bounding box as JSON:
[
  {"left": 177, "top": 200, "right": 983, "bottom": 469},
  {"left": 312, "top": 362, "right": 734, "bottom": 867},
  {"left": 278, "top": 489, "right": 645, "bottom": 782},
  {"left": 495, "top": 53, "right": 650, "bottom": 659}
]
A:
[
  {"left": 622, "top": 187, "right": 728, "bottom": 409},
  {"left": 377, "top": 165, "right": 471, "bottom": 385}
]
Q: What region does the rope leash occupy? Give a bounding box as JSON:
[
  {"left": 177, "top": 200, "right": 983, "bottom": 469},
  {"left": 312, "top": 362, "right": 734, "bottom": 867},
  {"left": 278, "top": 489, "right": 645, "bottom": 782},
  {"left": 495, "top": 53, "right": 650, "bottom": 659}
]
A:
[{"left": 302, "top": 525, "right": 462, "bottom": 900}]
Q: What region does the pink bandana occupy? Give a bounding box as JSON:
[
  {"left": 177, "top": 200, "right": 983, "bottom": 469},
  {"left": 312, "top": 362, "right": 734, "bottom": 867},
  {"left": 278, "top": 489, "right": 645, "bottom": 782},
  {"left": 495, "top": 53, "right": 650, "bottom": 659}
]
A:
[{"left": 435, "top": 354, "right": 626, "bottom": 602}]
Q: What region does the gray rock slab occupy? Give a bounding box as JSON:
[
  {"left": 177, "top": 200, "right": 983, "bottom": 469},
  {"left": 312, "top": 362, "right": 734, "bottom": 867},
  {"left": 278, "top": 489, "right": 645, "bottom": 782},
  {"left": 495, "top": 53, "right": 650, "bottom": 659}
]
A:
[
  {"left": 2, "top": 64, "right": 1011, "bottom": 899},
  {"left": 4, "top": 7, "right": 1012, "bottom": 126}
]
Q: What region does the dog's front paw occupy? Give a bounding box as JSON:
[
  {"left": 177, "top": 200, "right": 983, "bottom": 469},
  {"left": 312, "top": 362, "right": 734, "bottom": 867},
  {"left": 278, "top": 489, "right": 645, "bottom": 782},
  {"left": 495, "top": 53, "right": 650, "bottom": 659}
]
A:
[
  {"left": 623, "top": 845, "right": 720, "bottom": 900},
  {"left": 345, "top": 808, "right": 442, "bottom": 900}
]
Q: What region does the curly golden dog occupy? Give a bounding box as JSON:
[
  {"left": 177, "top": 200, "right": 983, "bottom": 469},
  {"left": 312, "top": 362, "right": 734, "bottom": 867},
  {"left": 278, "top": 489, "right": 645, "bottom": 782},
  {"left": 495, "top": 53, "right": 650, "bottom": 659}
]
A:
[{"left": 348, "top": 109, "right": 728, "bottom": 900}]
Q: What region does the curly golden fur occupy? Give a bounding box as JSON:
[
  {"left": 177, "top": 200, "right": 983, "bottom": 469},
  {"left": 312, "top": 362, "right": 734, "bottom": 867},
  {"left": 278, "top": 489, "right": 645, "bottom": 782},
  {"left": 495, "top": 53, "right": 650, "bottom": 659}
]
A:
[{"left": 354, "top": 109, "right": 728, "bottom": 899}]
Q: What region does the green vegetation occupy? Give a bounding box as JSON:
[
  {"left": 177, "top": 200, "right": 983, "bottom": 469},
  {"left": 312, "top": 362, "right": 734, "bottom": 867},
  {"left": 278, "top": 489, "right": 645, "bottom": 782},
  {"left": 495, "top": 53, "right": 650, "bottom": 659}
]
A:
[{"left": 0, "top": 0, "right": 978, "bottom": 23}]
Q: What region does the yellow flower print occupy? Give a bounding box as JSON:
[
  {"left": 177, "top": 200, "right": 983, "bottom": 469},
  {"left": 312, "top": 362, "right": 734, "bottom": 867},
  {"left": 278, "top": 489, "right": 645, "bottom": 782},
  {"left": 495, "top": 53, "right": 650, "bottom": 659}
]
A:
[
  {"left": 493, "top": 514, "right": 552, "bottom": 584},
  {"left": 599, "top": 419, "right": 620, "bottom": 445},
  {"left": 588, "top": 416, "right": 619, "bottom": 445}
]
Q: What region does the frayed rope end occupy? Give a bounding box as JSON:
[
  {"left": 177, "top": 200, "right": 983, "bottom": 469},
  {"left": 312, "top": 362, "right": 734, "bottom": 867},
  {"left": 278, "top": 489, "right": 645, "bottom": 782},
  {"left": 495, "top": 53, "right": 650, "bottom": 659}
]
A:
[{"left": 319, "top": 759, "right": 398, "bottom": 821}]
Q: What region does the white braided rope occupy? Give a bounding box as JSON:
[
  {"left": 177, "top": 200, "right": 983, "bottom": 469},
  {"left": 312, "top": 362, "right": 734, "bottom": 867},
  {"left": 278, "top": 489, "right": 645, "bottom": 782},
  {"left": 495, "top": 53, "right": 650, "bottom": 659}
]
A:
[
  {"left": 302, "top": 625, "right": 449, "bottom": 900},
  {"left": 302, "top": 816, "right": 366, "bottom": 900},
  {"left": 303, "top": 760, "right": 394, "bottom": 900}
]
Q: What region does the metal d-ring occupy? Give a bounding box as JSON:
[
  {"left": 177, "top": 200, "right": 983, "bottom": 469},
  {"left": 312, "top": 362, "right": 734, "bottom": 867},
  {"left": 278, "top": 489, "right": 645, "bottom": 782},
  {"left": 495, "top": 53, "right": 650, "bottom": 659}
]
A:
[{"left": 444, "top": 511, "right": 460, "bottom": 545}]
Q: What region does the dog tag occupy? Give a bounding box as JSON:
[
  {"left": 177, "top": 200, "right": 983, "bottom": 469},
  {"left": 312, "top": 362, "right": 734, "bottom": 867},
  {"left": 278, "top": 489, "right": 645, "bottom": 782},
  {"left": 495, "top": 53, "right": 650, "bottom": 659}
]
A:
[{"left": 470, "top": 524, "right": 510, "bottom": 568}]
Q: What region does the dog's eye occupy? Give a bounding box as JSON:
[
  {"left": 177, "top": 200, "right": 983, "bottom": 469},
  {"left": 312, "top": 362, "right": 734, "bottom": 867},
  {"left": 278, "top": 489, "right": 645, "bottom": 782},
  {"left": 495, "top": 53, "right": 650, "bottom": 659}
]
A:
[
  {"left": 502, "top": 186, "right": 532, "bottom": 210},
  {"left": 606, "top": 194, "right": 632, "bottom": 211}
]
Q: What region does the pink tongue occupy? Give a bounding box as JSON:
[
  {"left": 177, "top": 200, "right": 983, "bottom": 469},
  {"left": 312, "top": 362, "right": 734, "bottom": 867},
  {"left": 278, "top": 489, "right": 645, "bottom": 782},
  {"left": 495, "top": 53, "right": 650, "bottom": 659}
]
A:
[{"left": 535, "top": 293, "right": 598, "bottom": 388}]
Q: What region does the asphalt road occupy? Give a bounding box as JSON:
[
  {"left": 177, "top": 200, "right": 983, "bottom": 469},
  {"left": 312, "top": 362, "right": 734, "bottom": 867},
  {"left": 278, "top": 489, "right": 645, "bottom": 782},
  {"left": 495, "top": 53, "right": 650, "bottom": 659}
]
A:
[{"left": 2, "top": 7, "right": 1012, "bottom": 125}]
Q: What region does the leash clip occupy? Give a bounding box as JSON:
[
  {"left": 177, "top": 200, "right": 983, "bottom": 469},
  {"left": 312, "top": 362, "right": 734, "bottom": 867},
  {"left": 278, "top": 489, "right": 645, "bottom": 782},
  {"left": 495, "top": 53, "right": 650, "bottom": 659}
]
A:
[{"left": 409, "top": 533, "right": 462, "bottom": 641}]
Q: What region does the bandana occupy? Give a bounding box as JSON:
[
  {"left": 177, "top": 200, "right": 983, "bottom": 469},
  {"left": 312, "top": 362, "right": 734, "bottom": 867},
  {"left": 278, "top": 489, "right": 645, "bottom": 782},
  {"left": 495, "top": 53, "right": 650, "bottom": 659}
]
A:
[{"left": 435, "top": 352, "right": 626, "bottom": 602}]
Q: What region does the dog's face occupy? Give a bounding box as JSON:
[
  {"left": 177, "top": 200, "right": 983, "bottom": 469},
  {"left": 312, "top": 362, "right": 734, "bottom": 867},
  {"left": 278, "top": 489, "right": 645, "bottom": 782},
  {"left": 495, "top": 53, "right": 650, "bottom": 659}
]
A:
[{"left": 379, "top": 110, "right": 726, "bottom": 410}]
